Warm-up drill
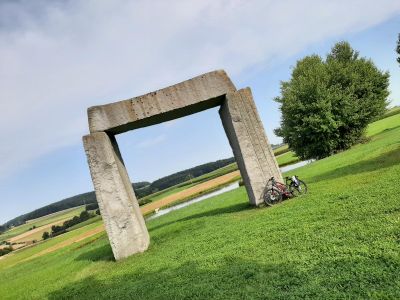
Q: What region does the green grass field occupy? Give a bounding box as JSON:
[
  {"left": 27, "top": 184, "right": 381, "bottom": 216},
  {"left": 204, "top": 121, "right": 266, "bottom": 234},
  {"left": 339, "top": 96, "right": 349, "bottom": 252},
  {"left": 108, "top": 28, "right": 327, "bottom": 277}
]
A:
[
  {"left": 142, "top": 138, "right": 321, "bottom": 204},
  {"left": 141, "top": 147, "right": 302, "bottom": 205},
  {"left": 379, "top": 105, "right": 400, "bottom": 120},
  {"left": 273, "top": 144, "right": 290, "bottom": 156},
  {"left": 139, "top": 163, "right": 239, "bottom": 203},
  {"left": 271, "top": 107, "right": 400, "bottom": 166},
  {"left": 0, "top": 206, "right": 85, "bottom": 243},
  {"left": 367, "top": 113, "right": 400, "bottom": 137},
  {"left": 0, "top": 114, "right": 399, "bottom": 299},
  {"left": 276, "top": 151, "right": 300, "bottom": 167}
]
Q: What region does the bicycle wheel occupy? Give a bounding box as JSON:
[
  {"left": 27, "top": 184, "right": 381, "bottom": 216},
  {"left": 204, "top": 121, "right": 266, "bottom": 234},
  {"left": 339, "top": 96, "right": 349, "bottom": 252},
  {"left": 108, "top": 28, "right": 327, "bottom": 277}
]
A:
[
  {"left": 263, "top": 187, "right": 283, "bottom": 206},
  {"left": 289, "top": 180, "right": 308, "bottom": 196}
]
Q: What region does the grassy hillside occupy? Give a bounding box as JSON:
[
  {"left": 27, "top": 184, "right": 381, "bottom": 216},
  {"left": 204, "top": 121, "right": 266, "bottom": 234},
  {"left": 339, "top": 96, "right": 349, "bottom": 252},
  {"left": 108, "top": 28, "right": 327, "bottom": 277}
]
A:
[
  {"left": 0, "top": 206, "right": 85, "bottom": 243},
  {"left": 276, "top": 151, "right": 300, "bottom": 167},
  {"left": 1, "top": 159, "right": 236, "bottom": 229},
  {"left": 0, "top": 114, "right": 399, "bottom": 299},
  {"left": 378, "top": 105, "right": 400, "bottom": 120},
  {"left": 270, "top": 105, "right": 400, "bottom": 167},
  {"left": 273, "top": 144, "right": 290, "bottom": 156},
  {"left": 2, "top": 137, "right": 308, "bottom": 231},
  {"left": 366, "top": 113, "right": 400, "bottom": 137},
  {"left": 140, "top": 163, "right": 238, "bottom": 203}
]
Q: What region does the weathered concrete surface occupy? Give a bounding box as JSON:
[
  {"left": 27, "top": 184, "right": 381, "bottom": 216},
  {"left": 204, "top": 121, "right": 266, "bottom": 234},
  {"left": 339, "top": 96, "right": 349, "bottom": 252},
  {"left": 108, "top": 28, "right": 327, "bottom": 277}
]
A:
[
  {"left": 220, "top": 88, "right": 283, "bottom": 205},
  {"left": 83, "top": 70, "right": 282, "bottom": 260},
  {"left": 83, "top": 132, "right": 149, "bottom": 260},
  {"left": 88, "top": 70, "right": 236, "bottom": 134}
]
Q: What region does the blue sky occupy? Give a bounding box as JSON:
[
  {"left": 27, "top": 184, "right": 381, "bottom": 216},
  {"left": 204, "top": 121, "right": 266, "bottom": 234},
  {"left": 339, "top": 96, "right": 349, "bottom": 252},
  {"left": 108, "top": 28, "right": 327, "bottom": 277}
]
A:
[{"left": 1, "top": 0, "right": 400, "bottom": 224}]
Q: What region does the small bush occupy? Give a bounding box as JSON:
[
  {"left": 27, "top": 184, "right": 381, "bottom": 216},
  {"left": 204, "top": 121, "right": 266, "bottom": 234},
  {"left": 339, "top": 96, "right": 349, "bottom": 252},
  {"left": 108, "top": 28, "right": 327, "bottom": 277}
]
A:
[
  {"left": 85, "top": 203, "right": 99, "bottom": 211},
  {"left": 79, "top": 210, "right": 90, "bottom": 222},
  {"left": 138, "top": 198, "right": 152, "bottom": 206},
  {"left": 42, "top": 231, "right": 50, "bottom": 240},
  {"left": 0, "top": 246, "right": 13, "bottom": 256}
]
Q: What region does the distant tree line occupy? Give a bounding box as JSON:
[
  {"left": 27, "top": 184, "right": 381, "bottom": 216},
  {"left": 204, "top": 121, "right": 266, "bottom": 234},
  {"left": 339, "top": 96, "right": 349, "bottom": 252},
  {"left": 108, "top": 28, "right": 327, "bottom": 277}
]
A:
[
  {"left": 43, "top": 209, "right": 100, "bottom": 240},
  {"left": 85, "top": 203, "right": 99, "bottom": 211},
  {"left": 2, "top": 157, "right": 235, "bottom": 230},
  {"left": 0, "top": 246, "right": 13, "bottom": 257},
  {"left": 134, "top": 158, "right": 235, "bottom": 198},
  {"left": 2, "top": 191, "right": 98, "bottom": 230}
]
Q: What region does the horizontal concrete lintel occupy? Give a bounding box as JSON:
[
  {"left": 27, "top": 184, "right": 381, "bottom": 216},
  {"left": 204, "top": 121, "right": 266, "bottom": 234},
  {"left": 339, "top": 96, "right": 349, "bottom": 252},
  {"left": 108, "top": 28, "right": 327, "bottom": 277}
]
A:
[{"left": 88, "top": 70, "right": 236, "bottom": 134}]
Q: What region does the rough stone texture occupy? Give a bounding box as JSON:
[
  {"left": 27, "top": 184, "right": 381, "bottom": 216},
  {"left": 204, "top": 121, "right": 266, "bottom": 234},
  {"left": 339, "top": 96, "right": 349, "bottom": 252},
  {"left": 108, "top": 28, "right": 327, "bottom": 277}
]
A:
[
  {"left": 83, "top": 132, "right": 150, "bottom": 260},
  {"left": 88, "top": 70, "right": 237, "bottom": 134},
  {"left": 219, "top": 88, "right": 283, "bottom": 205},
  {"left": 83, "top": 70, "right": 282, "bottom": 260}
]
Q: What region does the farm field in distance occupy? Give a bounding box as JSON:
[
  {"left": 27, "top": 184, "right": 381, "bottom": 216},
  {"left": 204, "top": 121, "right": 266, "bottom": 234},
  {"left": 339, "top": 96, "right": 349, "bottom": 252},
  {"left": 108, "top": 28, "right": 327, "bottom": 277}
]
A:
[
  {"left": 139, "top": 162, "right": 240, "bottom": 204},
  {"left": 8, "top": 105, "right": 397, "bottom": 248},
  {"left": 0, "top": 148, "right": 266, "bottom": 248},
  {"left": 0, "top": 109, "right": 399, "bottom": 299},
  {"left": 0, "top": 206, "right": 85, "bottom": 244}
]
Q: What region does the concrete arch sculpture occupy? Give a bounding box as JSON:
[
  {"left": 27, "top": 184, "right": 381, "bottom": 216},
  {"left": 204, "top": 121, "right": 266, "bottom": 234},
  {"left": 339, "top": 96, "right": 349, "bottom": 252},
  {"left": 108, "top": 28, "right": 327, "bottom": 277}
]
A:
[{"left": 83, "top": 70, "right": 282, "bottom": 260}]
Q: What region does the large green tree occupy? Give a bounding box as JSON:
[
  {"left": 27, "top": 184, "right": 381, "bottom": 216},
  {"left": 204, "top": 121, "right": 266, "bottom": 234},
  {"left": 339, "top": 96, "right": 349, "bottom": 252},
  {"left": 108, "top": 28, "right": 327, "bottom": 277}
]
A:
[
  {"left": 275, "top": 41, "right": 389, "bottom": 160},
  {"left": 397, "top": 33, "right": 400, "bottom": 65}
]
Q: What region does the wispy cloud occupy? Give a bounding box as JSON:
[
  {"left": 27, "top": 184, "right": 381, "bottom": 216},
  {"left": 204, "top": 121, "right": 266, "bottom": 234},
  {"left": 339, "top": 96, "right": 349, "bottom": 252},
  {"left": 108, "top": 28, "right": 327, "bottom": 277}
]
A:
[
  {"left": 163, "top": 119, "right": 180, "bottom": 129},
  {"left": 136, "top": 135, "right": 167, "bottom": 149},
  {"left": 0, "top": 0, "right": 399, "bottom": 178}
]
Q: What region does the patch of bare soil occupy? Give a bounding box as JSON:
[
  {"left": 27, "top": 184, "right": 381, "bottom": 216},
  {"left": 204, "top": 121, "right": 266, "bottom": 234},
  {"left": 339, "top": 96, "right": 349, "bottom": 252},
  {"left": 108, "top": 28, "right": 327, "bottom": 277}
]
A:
[
  {"left": 8, "top": 218, "right": 72, "bottom": 243},
  {"left": 22, "top": 225, "right": 106, "bottom": 262}
]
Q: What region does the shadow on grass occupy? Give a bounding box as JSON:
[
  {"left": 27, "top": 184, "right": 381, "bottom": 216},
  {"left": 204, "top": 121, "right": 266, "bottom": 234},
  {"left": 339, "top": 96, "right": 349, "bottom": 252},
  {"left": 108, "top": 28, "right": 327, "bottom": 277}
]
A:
[
  {"left": 73, "top": 202, "right": 251, "bottom": 262},
  {"left": 47, "top": 255, "right": 400, "bottom": 299},
  {"left": 148, "top": 202, "right": 252, "bottom": 232},
  {"left": 75, "top": 244, "right": 114, "bottom": 262},
  {"left": 311, "top": 147, "right": 400, "bottom": 183},
  {"left": 48, "top": 258, "right": 308, "bottom": 299}
]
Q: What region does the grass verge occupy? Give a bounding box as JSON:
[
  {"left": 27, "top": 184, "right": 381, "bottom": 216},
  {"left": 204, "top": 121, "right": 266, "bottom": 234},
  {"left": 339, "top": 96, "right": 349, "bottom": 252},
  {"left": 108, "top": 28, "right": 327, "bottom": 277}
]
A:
[{"left": 0, "top": 113, "right": 399, "bottom": 299}]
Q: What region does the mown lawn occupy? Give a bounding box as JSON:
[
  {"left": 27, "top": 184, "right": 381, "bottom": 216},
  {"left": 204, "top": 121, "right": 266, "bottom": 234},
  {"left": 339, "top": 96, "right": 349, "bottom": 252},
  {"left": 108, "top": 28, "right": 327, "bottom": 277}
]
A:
[
  {"left": 366, "top": 113, "right": 400, "bottom": 137},
  {"left": 0, "top": 115, "right": 399, "bottom": 299}
]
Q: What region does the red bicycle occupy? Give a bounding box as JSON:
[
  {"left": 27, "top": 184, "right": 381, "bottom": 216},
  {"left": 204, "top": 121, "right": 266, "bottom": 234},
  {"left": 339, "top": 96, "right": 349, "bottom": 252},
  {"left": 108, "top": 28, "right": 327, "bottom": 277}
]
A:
[{"left": 263, "top": 176, "right": 307, "bottom": 206}]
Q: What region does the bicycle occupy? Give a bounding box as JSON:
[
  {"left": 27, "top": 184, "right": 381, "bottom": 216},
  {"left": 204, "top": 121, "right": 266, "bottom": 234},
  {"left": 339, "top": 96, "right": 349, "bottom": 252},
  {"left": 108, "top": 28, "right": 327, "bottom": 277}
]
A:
[
  {"left": 285, "top": 175, "right": 307, "bottom": 197},
  {"left": 263, "top": 175, "right": 307, "bottom": 206}
]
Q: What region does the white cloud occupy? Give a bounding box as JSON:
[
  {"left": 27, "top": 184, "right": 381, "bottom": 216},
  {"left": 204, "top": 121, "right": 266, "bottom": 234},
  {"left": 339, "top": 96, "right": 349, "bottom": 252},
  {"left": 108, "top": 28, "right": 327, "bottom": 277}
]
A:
[
  {"left": 136, "top": 134, "right": 167, "bottom": 149},
  {"left": 0, "top": 0, "right": 399, "bottom": 178}
]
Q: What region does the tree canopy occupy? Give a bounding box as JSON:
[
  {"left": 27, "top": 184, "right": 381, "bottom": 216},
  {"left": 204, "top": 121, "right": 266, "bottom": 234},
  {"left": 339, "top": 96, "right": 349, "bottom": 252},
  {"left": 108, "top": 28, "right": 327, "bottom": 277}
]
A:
[
  {"left": 275, "top": 41, "right": 389, "bottom": 160},
  {"left": 397, "top": 33, "right": 400, "bottom": 65}
]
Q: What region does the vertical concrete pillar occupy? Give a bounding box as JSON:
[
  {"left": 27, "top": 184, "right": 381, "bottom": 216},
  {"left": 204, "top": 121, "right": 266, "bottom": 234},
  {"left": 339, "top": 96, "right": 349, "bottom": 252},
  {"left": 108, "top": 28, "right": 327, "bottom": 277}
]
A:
[
  {"left": 83, "top": 132, "right": 149, "bottom": 260},
  {"left": 219, "top": 88, "right": 283, "bottom": 206}
]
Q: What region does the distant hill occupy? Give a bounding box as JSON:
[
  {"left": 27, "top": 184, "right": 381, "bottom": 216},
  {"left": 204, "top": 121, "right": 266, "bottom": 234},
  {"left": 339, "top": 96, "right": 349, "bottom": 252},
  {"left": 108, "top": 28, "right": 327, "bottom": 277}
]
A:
[
  {"left": 1, "top": 157, "right": 235, "bottom": 230},
  {"left": 134, "top": 157, "right": 235, "bottom": 198}
]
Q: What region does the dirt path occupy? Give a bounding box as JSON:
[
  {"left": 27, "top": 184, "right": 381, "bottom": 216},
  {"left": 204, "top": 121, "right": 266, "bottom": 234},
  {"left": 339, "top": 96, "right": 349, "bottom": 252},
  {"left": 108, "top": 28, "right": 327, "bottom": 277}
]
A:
[
  {"left": 26, "top": 225, "right": 106, "bottom": 261},
  {"left": 8, "top": 217, "right": 72, "bottom": 243}
]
